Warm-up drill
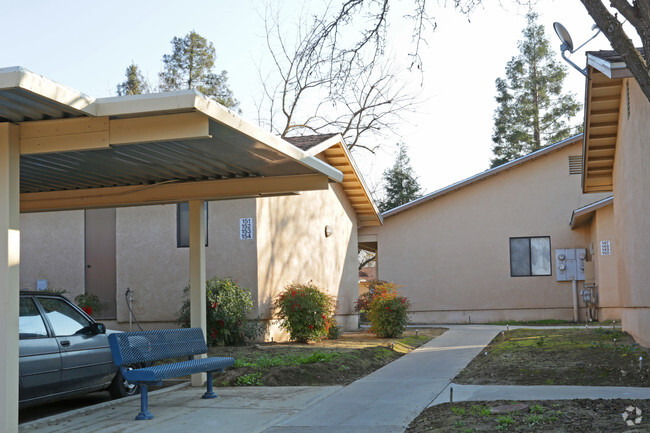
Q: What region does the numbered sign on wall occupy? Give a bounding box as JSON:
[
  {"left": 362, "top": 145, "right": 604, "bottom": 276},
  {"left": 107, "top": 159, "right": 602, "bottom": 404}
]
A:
[
  {"left": 600, "top": 240, "right": 611, "bottom": 256},
  {"left": 240, "top": 218, "right": 254, "bottom": 240}
]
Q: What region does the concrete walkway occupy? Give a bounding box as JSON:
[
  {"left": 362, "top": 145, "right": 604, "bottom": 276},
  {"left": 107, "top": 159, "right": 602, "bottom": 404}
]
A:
[{"left": 19, "top": 325, "right": 650, "bottom": 433}]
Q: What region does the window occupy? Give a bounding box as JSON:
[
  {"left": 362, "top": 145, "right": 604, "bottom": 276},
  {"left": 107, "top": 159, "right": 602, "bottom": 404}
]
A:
[
  {"left": 19, "top": 297, "right": 48, "bottom": 339},
  {"left": 37, "top": 297, "right": 91, "bottom": 336},
  {"left": 177, "top": 202, "right": 208, "bottom": 248},
  {"left": 510, "top": 236, "right": 551, "bottom": 277}
]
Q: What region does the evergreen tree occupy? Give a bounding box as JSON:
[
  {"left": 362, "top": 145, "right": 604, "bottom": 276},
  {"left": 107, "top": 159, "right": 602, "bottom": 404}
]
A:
[
  {"left": 378, "top": 143, "right": 422, "bottom": 212},
  {"left": 159, "top": 31, "right": 239, "bottom": 110},
  {"left": 490, "top": 12, "right": 581, "bottom": 168},
  {"left": 116, "top": 63, "right": 150, "bottom": 96}
]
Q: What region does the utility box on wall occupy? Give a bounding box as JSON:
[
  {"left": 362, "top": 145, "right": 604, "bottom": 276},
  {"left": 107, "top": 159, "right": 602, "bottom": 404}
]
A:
[{"left": 555, "top": 248, "right": 586, "bottom": 281}]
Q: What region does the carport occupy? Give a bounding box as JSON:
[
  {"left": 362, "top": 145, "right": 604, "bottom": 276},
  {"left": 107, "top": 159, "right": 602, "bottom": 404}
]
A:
[{"left": 0, "top": 66, "right": 343, "bottom": 433}]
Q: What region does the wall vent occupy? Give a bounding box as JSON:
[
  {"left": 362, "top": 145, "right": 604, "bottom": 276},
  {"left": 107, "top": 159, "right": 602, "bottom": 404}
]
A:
[{"left": 568, "top": 155, "right": 582, "bottom": 175}]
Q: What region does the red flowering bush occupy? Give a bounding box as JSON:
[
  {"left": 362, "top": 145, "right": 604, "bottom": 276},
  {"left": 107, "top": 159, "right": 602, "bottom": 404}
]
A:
[
  {"left": 74, "top": 293, "right": 102, "bottom": 316},
  {"left": 177, "top": 277, "right": 263, "bottom": 346},
  {"left": 367, "top": 289, "right": 410, "bottom": 338},
  {"left": 273, "top": 282, "right": 337, "bottom": 343},
  {"left": 354, "top": 280, "right": 401, "bottom": 314}
]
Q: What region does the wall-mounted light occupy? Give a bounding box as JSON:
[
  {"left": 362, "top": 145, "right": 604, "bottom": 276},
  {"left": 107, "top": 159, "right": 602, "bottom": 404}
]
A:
[{"left": 324, "top": 225, "right": 333, "bottom": 237}]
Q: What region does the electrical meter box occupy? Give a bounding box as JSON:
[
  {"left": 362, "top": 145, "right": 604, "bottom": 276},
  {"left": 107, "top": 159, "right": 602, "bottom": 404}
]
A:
[{"left": 555, "top": 248, "right": 586, "bottom": 281}]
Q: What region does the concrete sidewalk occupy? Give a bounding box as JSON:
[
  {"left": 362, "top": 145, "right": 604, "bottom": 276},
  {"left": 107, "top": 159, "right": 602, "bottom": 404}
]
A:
[{"left": 432, "top": 383, "right": 650, "bottom": 406}]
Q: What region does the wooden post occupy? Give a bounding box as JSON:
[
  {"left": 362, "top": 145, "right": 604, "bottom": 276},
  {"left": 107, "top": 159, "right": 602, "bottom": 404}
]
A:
[
  {"left": 189, "top": 200, "right": 207, "bottom": 386},
  {"left": 0, "top": 123, "right": 20, "bottom": 433}
]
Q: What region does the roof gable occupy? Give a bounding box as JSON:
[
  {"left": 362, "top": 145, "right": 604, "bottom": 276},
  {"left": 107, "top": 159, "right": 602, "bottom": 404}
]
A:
[{"left": 286, "top": 134, "right": 382, "bottom": 227}]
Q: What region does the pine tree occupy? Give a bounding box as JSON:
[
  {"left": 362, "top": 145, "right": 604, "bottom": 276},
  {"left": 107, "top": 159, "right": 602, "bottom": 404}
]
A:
[
  {"left": 116, "top": 63, "right": 150, "bottom": 96},
  {"left": 159, "top": 31, "right": 239, "bottom": 110},
  {"left": 378, "top": 143, "right": 422, "bottom": 212},
  {"left": 490, "top": 12, "right": 581, "bottom": 168}
]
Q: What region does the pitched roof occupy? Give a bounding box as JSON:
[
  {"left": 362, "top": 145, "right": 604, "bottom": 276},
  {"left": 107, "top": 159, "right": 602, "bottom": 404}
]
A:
[
  {"left": 285, "top": 134, "right": 338, "bottom": 151},
  {"left": 287, "top": 134, "right": 382, "bottom": 227},
  {"left": 383, "top": 134, "right": 584, "bottom": 218}
]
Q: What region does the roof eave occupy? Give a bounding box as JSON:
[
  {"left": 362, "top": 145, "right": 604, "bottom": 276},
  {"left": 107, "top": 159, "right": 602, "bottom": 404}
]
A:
[
  {"left": 569, "top": 196, "right": 614, "bottom": 229},
  {"left": 383, "top": 134, "right": 584, "bottom": 218}
]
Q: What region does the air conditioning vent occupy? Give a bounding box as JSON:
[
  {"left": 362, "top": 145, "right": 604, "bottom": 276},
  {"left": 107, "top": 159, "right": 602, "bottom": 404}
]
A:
[{"left": 569, "top": 155, "right": 582, "bottom": 175}]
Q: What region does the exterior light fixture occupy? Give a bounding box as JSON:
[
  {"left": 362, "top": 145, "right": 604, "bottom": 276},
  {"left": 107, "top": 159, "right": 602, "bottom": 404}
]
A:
[{"left": 324, "top": 225, "right": 333, "bottom": 237}]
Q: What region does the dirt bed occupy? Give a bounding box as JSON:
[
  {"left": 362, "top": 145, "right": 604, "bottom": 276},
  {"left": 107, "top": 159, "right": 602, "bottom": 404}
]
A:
[
  {"left": 407, "top": 399, "right": 650, "bottom": 432},
  {"left": 407, "top": 326, "right": 650, "bottom": 432},
  {"left": 208, "top": 328, "right": 446, "bottom": 386},
  {"left": 455, "top": 327, "right": 650, "bottom": 386}
]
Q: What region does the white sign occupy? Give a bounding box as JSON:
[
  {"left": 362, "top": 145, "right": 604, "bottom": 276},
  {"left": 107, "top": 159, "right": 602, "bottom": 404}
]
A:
[
  {"left": 600, "top": 240, "right": 611, "bottom": 256},
  {"left": 240, "top": 218, "right": 254, "bottom": 240}
]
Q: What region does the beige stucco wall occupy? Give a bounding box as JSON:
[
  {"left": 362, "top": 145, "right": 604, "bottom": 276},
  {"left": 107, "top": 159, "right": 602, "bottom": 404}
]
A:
[
  {"left": 19, "top": 210, "right": 85, "bottom": 299},
  {"left": 115, "top": 200, "right": 258, "bottom": 324},
  {"left": 256, "top": 183, "right": 359, "bottom": 340},
  {"left": 587, "top": 205, "right": 621, "bottom": 320},
  {"left": 613, "top": 79, "right": 650, "bottom": 346},
  {"left": 361, "top": 141, "right": 611, "bottom": 324}
]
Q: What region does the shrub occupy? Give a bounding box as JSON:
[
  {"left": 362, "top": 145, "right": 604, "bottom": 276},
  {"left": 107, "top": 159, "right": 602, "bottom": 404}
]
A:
[
  {"left": 177, "top": 277, "right": 263, "bottom": 346},
  {"left": 367, "top": 289, "right": 410, "bottom": 338},
  {"left": 74, "top": 293, "right": 102, "bottom": 316},
  {"left": 354, "top": 280, "right": 401, "bottom": 313},
  {"left": 327, "top": 317, "right": 342, "bottom": 339},
  {"left": 273, "top": 282, "right": 337, "bottom": 343}
]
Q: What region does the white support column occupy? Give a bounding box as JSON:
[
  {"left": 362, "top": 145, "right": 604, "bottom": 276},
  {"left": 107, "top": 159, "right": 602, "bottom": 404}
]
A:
[
  {"left": 0, "top": 123, "right": 20, "bottom": 433},
  {"left": 189, "top": 200, "right": 207, "bottom": 386}
]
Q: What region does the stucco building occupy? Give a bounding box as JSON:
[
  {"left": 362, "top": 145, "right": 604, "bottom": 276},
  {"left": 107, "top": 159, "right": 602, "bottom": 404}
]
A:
[
  {"left": 359, "top": 135, "right": 616, "bottom": 324},
  {"left": 581, "top": 50, "right": 650, "bottom": 346},
  {"left": 20, "top": 133, "right": 381, "bottom": 339}
]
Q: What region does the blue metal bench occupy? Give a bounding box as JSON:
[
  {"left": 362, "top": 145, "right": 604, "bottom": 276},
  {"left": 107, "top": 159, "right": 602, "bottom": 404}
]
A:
[{"left": 108, "top": 327, "right": 235, "bottom": 420}]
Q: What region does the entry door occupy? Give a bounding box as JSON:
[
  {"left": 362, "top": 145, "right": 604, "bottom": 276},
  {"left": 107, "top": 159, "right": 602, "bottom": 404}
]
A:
[{"left": 85, "top": 209, "right": 117, "bottom": 319}]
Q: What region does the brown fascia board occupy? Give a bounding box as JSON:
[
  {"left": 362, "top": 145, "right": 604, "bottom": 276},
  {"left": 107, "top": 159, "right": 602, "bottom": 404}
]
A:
[
  {"left": 569, "top": 196, "right": 613, "bottom": 229},
  {"left": 383, "top": 134, "right": 584, "bottom": 218}
]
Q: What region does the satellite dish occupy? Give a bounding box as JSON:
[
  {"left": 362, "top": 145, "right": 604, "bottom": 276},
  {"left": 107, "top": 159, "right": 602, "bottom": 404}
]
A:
[
  {"left": 553, "top": 21, "right": 601, "bottom": 77},
  {"left": 553, "top": 22, "right": 574, "bottom": 53}
]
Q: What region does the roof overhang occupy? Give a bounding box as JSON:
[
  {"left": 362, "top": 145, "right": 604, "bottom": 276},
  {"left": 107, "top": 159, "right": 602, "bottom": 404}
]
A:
[
  {"left": 570, "top": 196, "right": 613, "bottom": 229},
  {"left": 287, "top": 134, "right": 382, "bottom": 228},
  {"left": 0, "top": 67, "right": 343, "bottom": 212},
  {"left": 383, "top": 134, "right": 584, "bottom": 218},
  {"left": 582, "top": 54, "right": 627, "bottom": 194}
]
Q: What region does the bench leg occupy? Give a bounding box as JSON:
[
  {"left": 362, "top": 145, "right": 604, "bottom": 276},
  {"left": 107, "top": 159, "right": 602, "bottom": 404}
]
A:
[
  {"left": 202, "top": 371, "right": 218, "bottom": 399},
  {"left": 136, "top": 384, "right": 154, "bottom": 420}
]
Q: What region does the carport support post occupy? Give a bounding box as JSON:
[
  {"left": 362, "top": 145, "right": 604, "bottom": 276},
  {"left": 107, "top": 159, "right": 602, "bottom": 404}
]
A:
[
  {"left": 189, "top": 200, "right": 207, "bottom": 386},
  {"left": 0, "top": 123, "right": 20, "bottom": 433}
]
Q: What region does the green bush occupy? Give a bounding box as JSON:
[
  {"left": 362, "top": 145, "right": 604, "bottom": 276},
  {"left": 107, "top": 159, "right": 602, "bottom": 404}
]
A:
[
  {"left": 367, "top": 289, "right": 410, "bottom": 338},
  {"left": 177, "top": 277, "right": 263, "bottom": 346},
  {"left": 273, "top": 282, "right": 337, "bottom": 343}
]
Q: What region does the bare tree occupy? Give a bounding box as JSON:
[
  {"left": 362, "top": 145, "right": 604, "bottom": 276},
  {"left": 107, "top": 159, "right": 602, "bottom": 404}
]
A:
[
  {"left": 302, "top": 0, "right": 650, "bottom": 105},
  {"left": 255, "top": 3, "right": 422, "bottom": 152}
]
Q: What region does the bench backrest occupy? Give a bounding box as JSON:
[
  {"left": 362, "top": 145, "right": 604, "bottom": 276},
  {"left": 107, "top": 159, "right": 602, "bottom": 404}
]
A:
[{"left": 108, "top": 328, "right": 208, "bottom": 366}]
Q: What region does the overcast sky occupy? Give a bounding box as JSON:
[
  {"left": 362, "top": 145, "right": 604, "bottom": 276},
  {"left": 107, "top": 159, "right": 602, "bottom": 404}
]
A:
[{"left": 2, "top": 1, "right": 613, "bottom": 195}]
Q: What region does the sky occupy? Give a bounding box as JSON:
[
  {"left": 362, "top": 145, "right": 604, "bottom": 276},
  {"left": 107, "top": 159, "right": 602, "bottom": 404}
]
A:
[{"left": 1, "top": 1, "right": 614, "bottom": 196}]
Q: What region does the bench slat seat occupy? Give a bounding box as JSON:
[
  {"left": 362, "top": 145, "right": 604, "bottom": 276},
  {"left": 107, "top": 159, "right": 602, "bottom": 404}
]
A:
[
  {"left": 124, "top": 356, "right": 235, "bottom": 383},
  {"left": 108, "top": 328, "right": 234, "bottom": 421}
]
